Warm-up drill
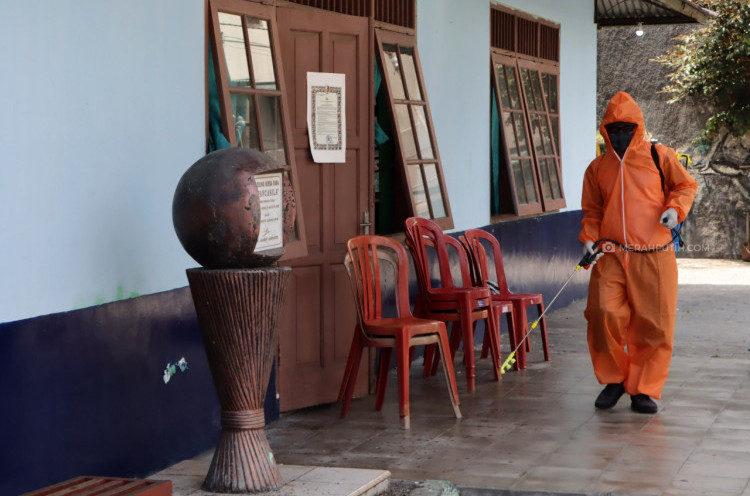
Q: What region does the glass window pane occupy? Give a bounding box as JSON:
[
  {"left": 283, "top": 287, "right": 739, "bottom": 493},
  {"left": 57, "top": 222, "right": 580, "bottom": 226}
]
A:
[
  {"left": 540, "top": 115, "right": 553, "bottom": 155},
  {"left": 247, "top": 18, "right": 276, "bottom": 90},
  {"left": 412, "top": 105, "right": 433, "bottom": 159},
  {"left": 395, "top": 104, "right": 418, "bottom": 160},
  {"left": 257, "top": 94, "right": 287, "bottom": 165},
  {"left": 547, "top": 73, "right": 558, "bottom": 113},
  {"left": 505, "top": 65, "right": 521, "bottom": 109},
  {"left": 503, "top": 113, "right": 518, "bottom": 157},
  {"left": 382, "top": 44, "right": 406, "bottom": 100},
  {"left": 530, "top": 114, "right": 545, "bottom": 157},
  {"left": 231, "top": 93, "right": 260, "bottom": 149},
  {"left": 530, "top": 70, "right": 545, "bottom": 111},
  {"left": 400, "top": 46, "right": 422, "bottom": 101},
  {"left": 511, "top": 160, "right": 527, "bottom": 204},
  {"left": 540, "top": 157, "right": 551, "bottom": 198},
  {"left": 521, "top": 159, "right": 538, "bottom": 203},
  {"left": 407, "top": 164, "right": 429, "bottom": 217},
  {"left": 495, "top": 64, "right": 510, "bottom": 109},
  {"left": 521, "top": 69, "right": 536, "bottom": 111},
  {"left": 219, "top": 13, "right": 251, "bottom": 88},
  {"left": 548, "top": 159, "right": 562, "bottom": 199},
  {"left": 423, "top": 163, "right": 446, "bottom": 218},
  {"left": 551, "top": 116, "right": 560, "bottom": 152},
  {"left": 513, "top": 113, "right": 530, "bottom": 157}
]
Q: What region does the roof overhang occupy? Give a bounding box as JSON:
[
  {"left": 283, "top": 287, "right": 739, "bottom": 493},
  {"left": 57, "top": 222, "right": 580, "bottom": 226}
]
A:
[{"left": 595, "top": 0, "right": 717, "bottom": 26}]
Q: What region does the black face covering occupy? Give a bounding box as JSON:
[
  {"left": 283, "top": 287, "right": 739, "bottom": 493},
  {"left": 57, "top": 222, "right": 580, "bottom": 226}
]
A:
[
  {"left": 609, "top": 132, "right": 634, "bottom": 157},
  {"left": 605, "top": 122, "right": 636, "bottom": 158}
]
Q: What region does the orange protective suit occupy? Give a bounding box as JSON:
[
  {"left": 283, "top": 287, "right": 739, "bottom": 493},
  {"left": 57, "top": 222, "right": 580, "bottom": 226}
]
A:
[{"left": 579, "top": 92, "right": 697, "bottom": 398}]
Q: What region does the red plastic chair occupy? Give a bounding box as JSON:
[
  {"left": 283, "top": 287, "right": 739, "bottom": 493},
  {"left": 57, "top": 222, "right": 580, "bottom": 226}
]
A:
[
  {"left": 462, "top": 228, "right": 550, "bottom": 369},
  {"left": 404, "top": 217, "right": 505, "bottom": 391},
  {"left": 423, "top": 236, "right": 515, "bottom": 379},
  {"left": 337, "top": 235, "right": 461, "bottom": 429}
]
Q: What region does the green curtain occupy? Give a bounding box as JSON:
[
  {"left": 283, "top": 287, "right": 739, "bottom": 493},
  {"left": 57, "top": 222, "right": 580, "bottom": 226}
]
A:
[
  {"left": 208, "top": 48, "right": 232, "bottom": 151},
  {"left": 374, "top": 58, "right": 390, "bottom": 147},
  {"left": 490, "top": 89, "right": 501, "bottom": 215},
  {"left": 374, "top": 58, "right": 396, "bottom": 234}
]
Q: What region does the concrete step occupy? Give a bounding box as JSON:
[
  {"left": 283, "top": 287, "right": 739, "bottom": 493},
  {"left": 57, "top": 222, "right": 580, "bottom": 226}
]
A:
[{"left": 150, "top": 459, "right": 391, "bottom": 496}]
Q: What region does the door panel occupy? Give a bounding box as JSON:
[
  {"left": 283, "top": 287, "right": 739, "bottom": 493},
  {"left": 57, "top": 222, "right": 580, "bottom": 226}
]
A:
[
  {"left": 334, "top": 150, "right": 360, "bottom": 244},
  {"left": 277, "top": 6, "right": 370, "bottom": 412}
]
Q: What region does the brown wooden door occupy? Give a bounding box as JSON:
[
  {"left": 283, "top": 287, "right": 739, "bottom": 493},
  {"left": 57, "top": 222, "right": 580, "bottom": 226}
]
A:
[{"left": 276, "top": 6, "right": 371, "bottom": 411}]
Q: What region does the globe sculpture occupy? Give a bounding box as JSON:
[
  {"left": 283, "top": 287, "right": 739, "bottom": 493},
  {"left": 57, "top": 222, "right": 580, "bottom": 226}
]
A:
[
  {"left": 172, "top": 147, "right": 293, "bottom": 268},
  {"left": 172, "top": 147, "right": 295, "bottom": 493}
]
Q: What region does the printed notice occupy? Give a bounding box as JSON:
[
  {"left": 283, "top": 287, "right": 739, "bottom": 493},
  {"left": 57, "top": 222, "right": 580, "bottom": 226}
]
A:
[
  {"left": 307, "top": 72, "right": 346, "bottom": 163},
  {"left": 253, "top": 172, "right": 284, "bottom": 252}
]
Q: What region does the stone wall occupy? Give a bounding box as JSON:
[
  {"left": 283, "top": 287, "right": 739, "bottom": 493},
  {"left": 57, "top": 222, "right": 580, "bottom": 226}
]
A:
[{"left": 597, "top": 25, "right": 750, "bottom": 259}]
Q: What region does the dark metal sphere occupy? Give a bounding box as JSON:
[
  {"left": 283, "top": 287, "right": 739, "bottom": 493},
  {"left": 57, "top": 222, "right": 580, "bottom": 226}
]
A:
[{"left": 172, "top": 148, "right": 287, "bottom": 268}]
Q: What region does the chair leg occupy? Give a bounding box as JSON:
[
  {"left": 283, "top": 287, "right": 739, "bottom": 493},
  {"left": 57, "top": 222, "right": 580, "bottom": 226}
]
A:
[
  {"left": 435, "top": 331, "right": 462, "bottom": 420},
  {"left": 339, "top": 332, "right": 364, "bottom": 418},
  {"left": 484, "top": 306, "right": 502, "bottom": 380},
  {"left": 513, "top": 301, "right": 528, "bottom": 370},
  {"left": 430, "top": 322, "right": 460, "bottom": 377},
  {"left": 460, "top": 300, "right": 476, "bottom": 391},
  {"left": 507, "top": 308, "right": 521, "bottom": 372},
  {"left": 395, "top": 335, "right": 411, "bottom": 429},
  {"left": 538, "top": 303, "right": 550, "bottom": 361},
  {"left": 374, "top": 348, "right": 393, "bottom": 411}
]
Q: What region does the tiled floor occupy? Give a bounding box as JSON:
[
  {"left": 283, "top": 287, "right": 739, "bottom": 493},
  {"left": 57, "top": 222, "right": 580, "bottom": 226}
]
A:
[{"left": 259, "top": 259, "right": 750, "bottom": 496}]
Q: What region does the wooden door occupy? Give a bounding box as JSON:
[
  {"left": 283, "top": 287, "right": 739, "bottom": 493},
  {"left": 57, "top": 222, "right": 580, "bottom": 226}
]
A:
[{"left": 276, "top": 6, "right": 371, "bottom": 411}]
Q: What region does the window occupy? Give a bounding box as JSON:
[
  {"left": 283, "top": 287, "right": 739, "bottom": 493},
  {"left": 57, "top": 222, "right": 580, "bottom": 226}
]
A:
[
  {"left": 208, "top": 0, "right": 307, "bottom": 258},
  {"left": 490, "top": 5, "right": 564, "bottom": 217},
  {"left": 375, "top": 29, "right": 453, "bottom": 230}
]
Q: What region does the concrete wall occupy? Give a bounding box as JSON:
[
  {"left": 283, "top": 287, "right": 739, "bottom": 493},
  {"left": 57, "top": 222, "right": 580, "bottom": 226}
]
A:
[
  {"left": 0, "top": 0, "right": 205, "bottom": 323},
  {"left": 418, "top": 0, "right": 597, "bottom": 231}
]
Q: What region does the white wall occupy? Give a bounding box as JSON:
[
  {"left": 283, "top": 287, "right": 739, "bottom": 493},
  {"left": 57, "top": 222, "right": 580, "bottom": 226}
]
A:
[
  {"left": 417, "top": 0, "right": 597, "bottom": 231},
  {"left": 0, "top": 1, "right": 205, "bottom": 323}
]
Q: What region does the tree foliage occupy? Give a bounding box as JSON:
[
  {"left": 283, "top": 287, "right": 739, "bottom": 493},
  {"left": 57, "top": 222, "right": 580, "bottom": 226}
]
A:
[{"left": 654, "top": 0, "right": 750, "bottom": 142}]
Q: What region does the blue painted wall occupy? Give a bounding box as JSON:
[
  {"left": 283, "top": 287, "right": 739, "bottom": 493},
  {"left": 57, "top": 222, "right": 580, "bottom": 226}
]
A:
[
  {"left": 0, "top": 288, "right": 278, "bottom": 495},
  {"left": 474, "top": 210, "right": 589, "bottom": 309}
]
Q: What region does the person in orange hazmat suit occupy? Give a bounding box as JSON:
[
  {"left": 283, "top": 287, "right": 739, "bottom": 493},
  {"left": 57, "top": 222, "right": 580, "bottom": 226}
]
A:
[{"left": 579, "top": 91, "right": 697, "bottom": 414}]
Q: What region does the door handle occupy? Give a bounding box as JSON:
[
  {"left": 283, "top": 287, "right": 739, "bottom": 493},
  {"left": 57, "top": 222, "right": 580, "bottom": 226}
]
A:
[{"left": 360, "top": 210, "right": 371, "bottom": 235}]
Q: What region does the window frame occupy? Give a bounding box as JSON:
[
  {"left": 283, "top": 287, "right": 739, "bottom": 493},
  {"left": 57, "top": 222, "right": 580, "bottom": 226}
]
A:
[
  {"left": 491, "top": 52, "right": 544, "bottom": 216},
  {"left": 490, "top": 5, "right": 564, "bottom": 218},
  {"left": 517, "top": 57, "right": 565, "bottom": 211},
  {"left": 208, "top": 0, "right": 308, "bottom": 259},
  {"left": 375, "top": 28, "right": 454, "bottom": 230}
]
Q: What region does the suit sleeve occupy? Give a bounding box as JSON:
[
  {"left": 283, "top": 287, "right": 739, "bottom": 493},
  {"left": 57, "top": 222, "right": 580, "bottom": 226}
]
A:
[
  {"left": 579, "top": 160, "right": 604, "bottom": 244},
  {"left": 660, "top": 145, "right": 697, "bottom": 222}
]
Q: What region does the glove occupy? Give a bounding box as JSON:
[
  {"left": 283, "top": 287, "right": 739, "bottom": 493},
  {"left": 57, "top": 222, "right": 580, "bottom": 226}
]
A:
[
  {"left": 583, "top": 240, "right": 604, "bottom": 265},
  {"left": 660, "top": 208, "right": 678, "bottom": 229}
]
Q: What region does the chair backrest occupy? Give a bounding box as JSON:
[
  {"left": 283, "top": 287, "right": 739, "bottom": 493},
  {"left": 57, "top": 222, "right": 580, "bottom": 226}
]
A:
[
  {"left": 344, "top": 235, "right": 413, "bottom": 324},
  {"left": 463, "top": 228, "right": 511, "bottom": 294},
  {"left": 444, "top": 236, "right": 477, "bottom": 288},
  {"left": 404, "top": 217, "right": 457, "bottom": 293}
]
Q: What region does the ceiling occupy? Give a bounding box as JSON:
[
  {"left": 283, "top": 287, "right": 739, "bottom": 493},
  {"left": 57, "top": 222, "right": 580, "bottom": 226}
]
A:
[{"left": 595, "top": 0, "right": 716, "bottom": 26}]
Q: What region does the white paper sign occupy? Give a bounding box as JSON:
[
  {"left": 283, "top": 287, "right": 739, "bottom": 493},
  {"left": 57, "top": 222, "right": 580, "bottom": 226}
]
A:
[
  {"left": 307, "top": 72, "right": 346, "bottom": 163},
  {"left": 253, "top": 172, "right": 284, "bottom": 252}
]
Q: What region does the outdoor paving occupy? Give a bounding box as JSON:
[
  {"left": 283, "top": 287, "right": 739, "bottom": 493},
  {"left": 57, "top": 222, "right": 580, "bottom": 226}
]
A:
[{"left": 158, "top": 258, "right": 750, "bottom": 495}]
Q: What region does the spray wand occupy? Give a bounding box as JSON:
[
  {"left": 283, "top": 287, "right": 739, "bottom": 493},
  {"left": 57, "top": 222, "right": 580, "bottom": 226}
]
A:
[{"left": 499, "top": 241, "right": 603, "bottom": 374}]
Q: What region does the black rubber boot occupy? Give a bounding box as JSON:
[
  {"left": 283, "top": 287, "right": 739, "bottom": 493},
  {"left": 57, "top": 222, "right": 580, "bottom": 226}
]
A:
[
  {"left": 630, "top": 394, "right": 658, "bottom": 414},
  {"left": 594, "top": 383, "right": 625, "bottom": 409}
]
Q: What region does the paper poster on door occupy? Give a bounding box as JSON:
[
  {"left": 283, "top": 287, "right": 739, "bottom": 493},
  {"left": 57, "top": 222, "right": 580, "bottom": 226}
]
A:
[{"left": 307, "top": 72, "right": 346, "bottom": 163}]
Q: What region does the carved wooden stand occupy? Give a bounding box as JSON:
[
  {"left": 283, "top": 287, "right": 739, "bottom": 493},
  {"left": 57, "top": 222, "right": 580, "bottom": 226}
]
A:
[{"left": 187, "top": 267, "right": 290, "bottom": 493}]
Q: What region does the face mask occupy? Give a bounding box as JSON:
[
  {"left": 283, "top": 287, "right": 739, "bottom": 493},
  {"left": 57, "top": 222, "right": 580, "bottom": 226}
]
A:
[{"left": 609, "top": 132, "right": 633, "bottom": 157}]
